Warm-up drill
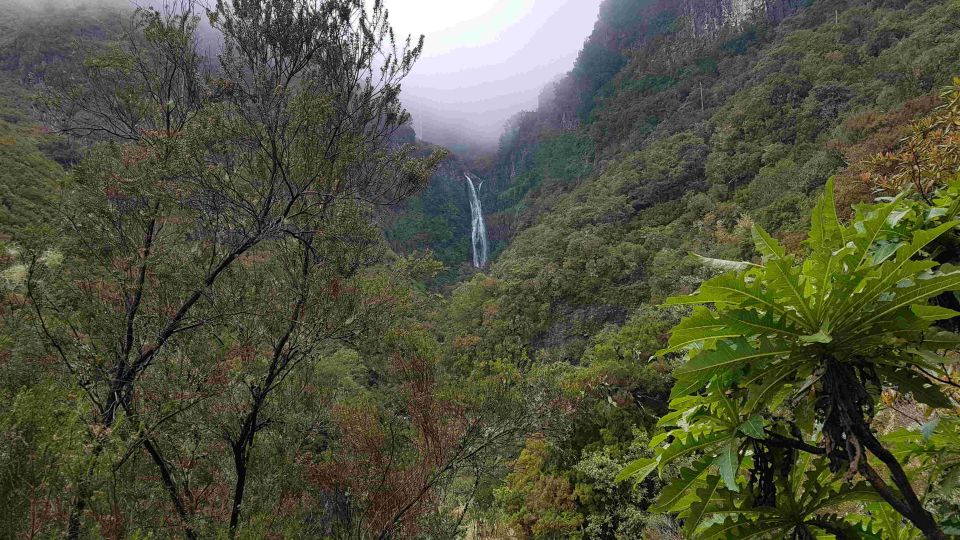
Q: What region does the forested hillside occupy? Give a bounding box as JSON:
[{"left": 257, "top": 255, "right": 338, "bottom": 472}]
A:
[
  {"left": 2, "top": 0, "right": 960, "bottom": 538},
  {"left": 460, "top": 0, "right": 960, "bottom": 360},
  {"left": 0, "top": 3, "right": 122, "bottom": 234}
]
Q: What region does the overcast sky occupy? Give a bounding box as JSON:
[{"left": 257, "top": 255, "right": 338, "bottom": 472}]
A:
[
  {"left": 5, "top": 0, "right": 603, "bottom": 152},
  {"left": 385, "top": 0, "right": 604, "bottom": 149}
]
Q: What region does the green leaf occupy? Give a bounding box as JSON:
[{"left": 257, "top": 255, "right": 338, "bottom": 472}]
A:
[
  {"left": 720, "top": 309, "right": 804, "bottom": 339},
  {"left": 651, "top": 457, "right": 713, "bottom": 513},
  {"left": 766, "top": 258, "right": 816, "bottom": 326},
  {"left": 836, "top": 221, "right": 959, "bottom": 329},
  {"left": 698, "top": 515, "right": 789, "bottom": 540},
  {"left": 672, "top": 338, "right": 793, "bottom": 396},
  {"left": 669, "top": 376, "right": 714, "bottom": 399},
  {"left": 649, "top": 431, "right": 671, "bottom": 448},
  {"left": 667, "top": 272, "right": 802, "bottom": 326},
  {"left": 864, "top": 272, "right": 960, "bottom": 330},
  {"left": 871, "top": 240, "right": 904, "bottom": 266},
  {"left": 835, "top": 259, "right": 938, "bottom": 328},
  {"left": 909, "top": 347, "right": 951, "bottom": 369},
  {"left": 684, "top": 474, "right": 723, "bottom": 536},
  {"left": 808, "top": 177, "right": 845, "bottom": 253},
  {"left": 659, "top": 430, "right": 732, "bottom": 470},
  {"left": 808, "top": 483, "right": 884, "bottom": 513},
  {"left": 910, "top": 304, "right": 960, "bottom": 321},
  {"left": 616, "top": 457, "right": 657, "bottom": 484},
  {"left": 752, "top": 224, "right": 785, "bottom": 260},
  {"left": 715, "top": 390, "right": 739, "bottom": 423},
  {"left": 864, "top": 503, "right": 923, "bottom": 540},
  {"left": 744, "top": 362, "right": 804, "bottom": 414},
  {"left": 714, "top": 438, "right": 741, "bottom": 492},
  {"left": 922, "top": 330, "right": 960, "bottom": 350},
  {"left": 799, "top": 329, "right": 832, "bottom": 344},
  {"left": 895, "top": 220, "right": 960, "bottom": 265},
  {"left": 739, "top": 416, "right": 766, "bottom": 439},
  {"left": 812, "top": 514, "right": 886, "bottom": 540},
  {"left": 694, "top": 253, "right": 758, "bottom": 272},
  {"left": 850, "top": 194, "right": 905, "bottom": 269},
  {"left": 660, "top": 306, "right": 740, "bottom": 354}
]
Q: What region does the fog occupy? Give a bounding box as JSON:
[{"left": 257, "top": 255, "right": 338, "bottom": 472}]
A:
[
  {"left": 0, "top": 0, "right": 171, "bottom": 12},
  {"left": 386, "top": 0, "right": 603, "bottom": 153},
  {"left": 1, "top": 0, "right": 603, "bottom": 154}
]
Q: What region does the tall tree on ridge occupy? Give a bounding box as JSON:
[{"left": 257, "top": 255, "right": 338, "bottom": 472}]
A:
[{"left": 19, "top": 0, "right": 438, "bottom": 535}]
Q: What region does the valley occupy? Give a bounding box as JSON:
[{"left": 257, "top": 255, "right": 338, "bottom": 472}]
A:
[{"left": 2, "top": 0, "right": 960, "bottom": 538}]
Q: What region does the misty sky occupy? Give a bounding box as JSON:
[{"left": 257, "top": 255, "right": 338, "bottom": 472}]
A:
[
  {"left": 385, "top": 0, "right": 603, "bottom": 149},
  {"left": 5, "top": 0, "right": 603, "bottom": 151}
]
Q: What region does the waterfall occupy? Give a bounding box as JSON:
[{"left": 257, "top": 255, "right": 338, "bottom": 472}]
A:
[{"left": 465, "top": 174, "right": 489, "bottom": 268}]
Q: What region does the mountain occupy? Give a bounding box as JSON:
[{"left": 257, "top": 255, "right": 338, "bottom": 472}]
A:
[
  {"left": 2, "top": 0, "right": 960, "bottom": 537},
  {"left": 684, "top": 0, "right": 807, "bottom": 36},
  {"left": 0, "top": 4, "right": 123, "bottom": 234},
  {"left": 437, "top": 0, "right": 960, "bottom": 535},
  {"left": 443, "top": 0, "right": 960, "bottom": 361},
  {"left": 382, "top": 0, "right": 960, "bottom": 452},
  {"left": 393, "top": 0, "right": 812, "bottom": 274}
]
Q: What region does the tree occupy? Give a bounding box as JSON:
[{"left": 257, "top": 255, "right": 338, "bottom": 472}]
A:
[
  {"left": 865, "top": 80, "right": 960, "bottom": 199},
  {"left": 302, "top": 344, "right": 537, "bottom": 539},
  {"left": 622, "top": 179, "right": 960, "bottom": 538},
  {"left": 12, "top": 0, "right": 438, "bottom": 536}
]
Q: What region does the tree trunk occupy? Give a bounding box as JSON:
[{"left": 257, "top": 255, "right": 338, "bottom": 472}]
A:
[
  {"left": 853, "top": 424, "right": 945, "bottom": 540},
  {"left": 821, "top": 358, "right": 945, "bottom": 539},
  {"left": 229, "top": 444, "right": 248, "bottom": 538}
]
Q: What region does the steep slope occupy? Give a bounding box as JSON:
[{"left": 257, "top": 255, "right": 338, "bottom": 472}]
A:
[
  {"left": 387, "top": 0, "right": 807, "bottom": 274},
  {"left": 381, "top": 137, "right": 493, "bottom": 284},
  {"left": 684, "top": 0, "right": 808, "bottom": 37},
  {"left": 485, "top": 0, "right": 809, "bottom": 242},
  {"left": 0, "top": 106, "right": 62, "bottom": 234},
  {"left": 441, "top": 1, "right": 960, "bottom": 535},
  {"left": 448, "top": 0, "right": 960, "bottom": 363},
  {"left": 0, "top": 3, "right": 125, "bottom": 236}
]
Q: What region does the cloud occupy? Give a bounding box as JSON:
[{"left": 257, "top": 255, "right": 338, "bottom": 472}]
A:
[
  {"left": 1, "top": 0, "right": 603, "bottom": 154},
  {"left": 388, "top": 0, "right": 603, "bottom": 150}
]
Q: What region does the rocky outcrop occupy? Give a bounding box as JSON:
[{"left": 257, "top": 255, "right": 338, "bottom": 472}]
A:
[{"left": 682, "top": 0, "right": 805, "bottom": 37}]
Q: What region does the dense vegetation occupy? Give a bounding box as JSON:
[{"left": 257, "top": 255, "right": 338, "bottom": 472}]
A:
[
  {"left": 439, "top": 0, "right": 960, "bottom": 536},
  {"left": 1, "top": 0, "right": 960, "bottom": 538}
]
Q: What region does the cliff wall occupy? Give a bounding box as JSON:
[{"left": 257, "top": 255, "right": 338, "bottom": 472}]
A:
[{"left": 682, "top": 0, "right": 805, "bottom": 37}]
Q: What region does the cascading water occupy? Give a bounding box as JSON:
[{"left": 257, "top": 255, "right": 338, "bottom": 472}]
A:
[{"left": 465, "top": 174, "right": 489, "bottom": 268}]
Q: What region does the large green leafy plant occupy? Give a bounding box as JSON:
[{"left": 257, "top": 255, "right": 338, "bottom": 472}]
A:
[{"left": 622, "top": 179, "right": 960, "bottom": 538}]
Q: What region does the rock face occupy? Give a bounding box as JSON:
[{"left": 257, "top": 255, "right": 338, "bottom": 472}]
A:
[{"left": 682, "top": 0, "right": 805, "bottom": 37}]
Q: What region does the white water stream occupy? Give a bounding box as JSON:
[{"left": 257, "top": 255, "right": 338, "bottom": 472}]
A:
[{"left": 465, "top": 174, "right": 489, "bottom": 268}]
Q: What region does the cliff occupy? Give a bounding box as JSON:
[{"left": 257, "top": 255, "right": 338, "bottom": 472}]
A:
[
  {"left": 381, "top": 141, "right": 482, "bottom": 282},
  {"left": 683, "top": 0, "right": 806, "bottom": 37}
]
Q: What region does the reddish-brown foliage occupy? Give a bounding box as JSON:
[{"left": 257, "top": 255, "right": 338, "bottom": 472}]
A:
[
  {"left": 19, "top": 490, "right": 68, "bottom": 540},
  {"left": 92, "top": 502, "right": 125, "bottom": 540},
  {"left": 831, "top": 93, "right": 940, "bottom": 215},
  {"left": 75, "top": 279, "right": 124, "bottom": 311},
  {"left": 302, "top": 354, "right": 470, "bottom": 539},
  {"left": 836, "top": 81, "right": 960, "bottom": 209}
]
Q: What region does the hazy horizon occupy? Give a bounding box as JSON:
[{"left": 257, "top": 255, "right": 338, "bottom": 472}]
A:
[
  {"left": 0, "top": 0, "right": 604, "bottom": 154},
  {"left": 386, "top": 0, "right": 603, "bottom": 152}
]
